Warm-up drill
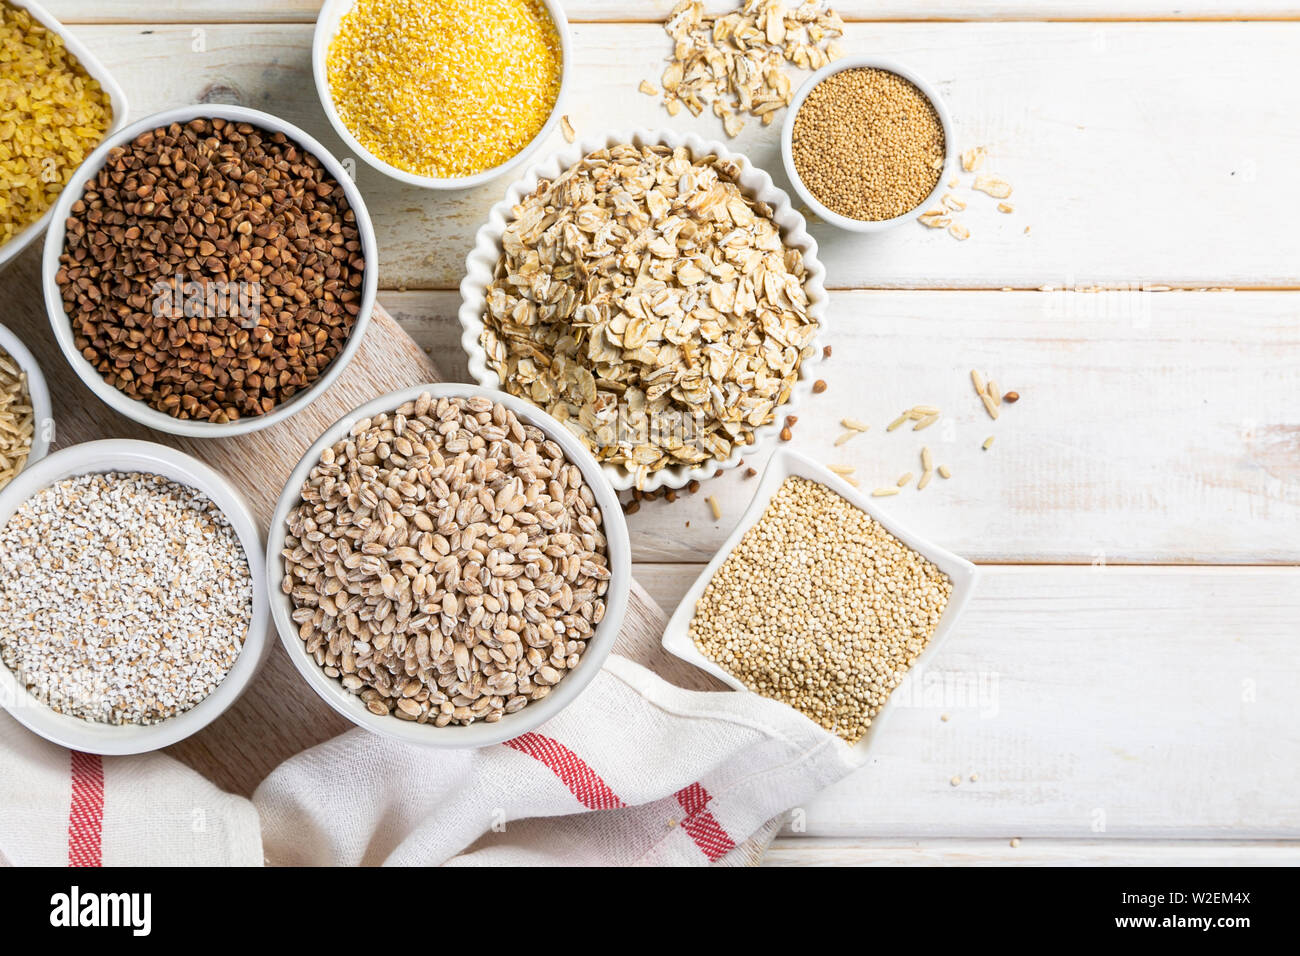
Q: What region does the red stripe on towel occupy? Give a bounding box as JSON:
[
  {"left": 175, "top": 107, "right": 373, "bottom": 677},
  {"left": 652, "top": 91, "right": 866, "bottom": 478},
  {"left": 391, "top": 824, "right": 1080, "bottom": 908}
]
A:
[
  {"left": 504, "top": 732, "right": 626, "bottom": 810},
  {"left": 67, "top": 751, "right": 104, "bottom": 867},
  {"left": 675, "top": 782, "right": 736, "bottom": 862}
]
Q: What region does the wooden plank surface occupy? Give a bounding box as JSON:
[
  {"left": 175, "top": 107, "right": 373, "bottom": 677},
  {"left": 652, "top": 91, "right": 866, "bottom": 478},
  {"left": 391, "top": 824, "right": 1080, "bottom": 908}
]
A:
[
  {"left": 763, "top": 837, "right": 1300, "bottom": 866},
  {"left": 0, "top": 244, "right": 686, "bottom": 797},
  {"left": 9, "top": 0, "right": 1299, "bottom": 865},
  {"left": 636, "top": 562, "right": 1300, "bottom": 837},
  {"left": 38, "top": 1, "right": 1300, "bottom": 24},
  {"left": 386, "top": 289, "right": 1300, "bottom": 565},
  {"left": 53, "top": 21, "right": 1300, "bottom": 290}
]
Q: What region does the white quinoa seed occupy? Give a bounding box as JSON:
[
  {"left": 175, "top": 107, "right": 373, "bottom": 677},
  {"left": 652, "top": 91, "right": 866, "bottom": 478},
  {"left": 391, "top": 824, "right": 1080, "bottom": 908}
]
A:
[
  {"left": 0, "top": 472, "right": 253, "bottom": 725},
  {"left": 688, "top": 476, "right": 952, "bottom": 743}
]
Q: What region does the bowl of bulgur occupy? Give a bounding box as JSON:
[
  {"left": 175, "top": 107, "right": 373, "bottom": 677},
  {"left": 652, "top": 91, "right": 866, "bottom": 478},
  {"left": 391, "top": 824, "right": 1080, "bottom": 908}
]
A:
[
  {"left": 660, "top": 449, "right": 977, "bottom": 754},
  {"left": 313, "top": 0, "right": 571, "bottom": 189},
  {"left": 0, "top": 0, "right": 127, "bottom": 271},
  {"left": 780, "top": 56, "right": 953, "bottom": 233}
]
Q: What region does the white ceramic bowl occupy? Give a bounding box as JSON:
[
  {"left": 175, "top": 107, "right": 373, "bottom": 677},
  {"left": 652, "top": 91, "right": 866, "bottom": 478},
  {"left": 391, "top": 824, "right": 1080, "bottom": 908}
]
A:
[
  {"left": 267, "top": 383, "right": 631, "bottom": 748},
  {"left": 459, "top": 128, "right": 830, "bottom": 493},
  {"left": 0, "top": 440, "right": 271, "bottom": 755},
  {"left": 0, "top": 0, "right": 128, "bottom": 273},
  {"left": 312, "top": 0, "right": 572, "bottom": 190},
  {"left": 42, "top": 104, "right": 379, "bottom": 438},
  {"left": 781, "top": 57, "right": 954, "bottom": 234},
  {"left": 660, "top": 449, "right": 978, "bottom": 757},
  {"left": 0, "top": 324, "right": 54, "bottom": 472}
]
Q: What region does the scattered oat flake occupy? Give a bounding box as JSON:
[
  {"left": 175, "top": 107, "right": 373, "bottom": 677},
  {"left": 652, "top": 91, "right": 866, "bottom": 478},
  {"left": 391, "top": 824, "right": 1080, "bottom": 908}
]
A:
[
  {"left": 639, "top": 79, "right": 659, "bottom": 96},
  {"left": 948, "top": 222, "right": 970, "bottom": 241},
  {"left": 942, "top": 193, "right": 966, "bottom": 212},
  {"left": 919, "top": 209, "right": 950, "bottom": 229},
  {"left": 560, "top": 115, "right": 576, "bottom": 143},
  {"left": 998, "top": 202, "right": 1014, "bottom": 213},
  {"left": 973, "top": 174, "right": 1012, "bottom": 199},
  {"left": 960, "top": 146, "right": 986, "bottom": 172}
]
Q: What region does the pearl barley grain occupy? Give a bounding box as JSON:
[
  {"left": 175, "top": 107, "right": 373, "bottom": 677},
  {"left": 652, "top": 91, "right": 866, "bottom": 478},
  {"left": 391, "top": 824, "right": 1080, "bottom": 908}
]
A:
[
  {"left": 689, "top": 476, "right": 952, "bottom": 743},
  {"left": 792, "top": 68, "right": 945, "bottom": 222},
  {"left": 0, "top": 472, "right": 253, "bottom": 724}
]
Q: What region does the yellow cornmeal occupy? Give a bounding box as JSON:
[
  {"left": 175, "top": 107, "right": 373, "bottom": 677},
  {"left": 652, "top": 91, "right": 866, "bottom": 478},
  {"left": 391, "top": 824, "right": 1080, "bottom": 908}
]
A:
[
  {"left": 327, "top": 0, "right": 562, "bottom": 179},
  {"left": 0, "top": 1, "right": 112, "bottom": 244}
]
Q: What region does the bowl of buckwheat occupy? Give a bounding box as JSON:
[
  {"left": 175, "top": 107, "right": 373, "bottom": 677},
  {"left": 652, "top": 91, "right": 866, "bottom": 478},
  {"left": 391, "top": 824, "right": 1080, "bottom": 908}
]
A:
[
  {"left": 0, "top": 439, "right": 270, "bottom": 755},
  {"left": 267, "top": 383, "right": 631, "bottom": 748},
  {"left": 459, "top": 128, "right": 829, "bottom": 494},
  {"left": 42, "top": 104, "right": 377, "bottom": 437}
]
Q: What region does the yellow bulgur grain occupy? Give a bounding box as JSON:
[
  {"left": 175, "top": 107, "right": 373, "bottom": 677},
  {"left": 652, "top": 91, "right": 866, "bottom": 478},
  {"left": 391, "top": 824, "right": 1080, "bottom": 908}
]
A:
[
  {"left": 327, "top": 0, "right": 562, "bottom": 179},
  {"left": 0, "top": 1, "right": 112, "bottom": 245}
]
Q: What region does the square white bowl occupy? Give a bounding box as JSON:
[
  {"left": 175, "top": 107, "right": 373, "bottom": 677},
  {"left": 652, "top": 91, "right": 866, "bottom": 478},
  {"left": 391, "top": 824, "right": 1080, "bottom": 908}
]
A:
[
  {"left": 0, "top": 0, "right": 128, "bottom": 272},
  {"left": 458, "top": 128, "right": 830, "bottom": 494},
  {"left": 660, "top": 448, "right": 978, "bottom": 756}
]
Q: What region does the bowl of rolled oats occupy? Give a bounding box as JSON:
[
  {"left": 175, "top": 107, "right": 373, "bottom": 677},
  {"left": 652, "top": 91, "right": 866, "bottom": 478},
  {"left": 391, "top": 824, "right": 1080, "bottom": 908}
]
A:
[
  {"left": 459, "top": 129, "right": 829, "bottom": 494},
  {"left": 268, "top": 383, "right": 631, "bottom": 748},
  {"left": 0, "top": 439, "right": 270, "bottom": 755},
  {"left": 660, "top": 449, "right": 977, "bottom": 755}
]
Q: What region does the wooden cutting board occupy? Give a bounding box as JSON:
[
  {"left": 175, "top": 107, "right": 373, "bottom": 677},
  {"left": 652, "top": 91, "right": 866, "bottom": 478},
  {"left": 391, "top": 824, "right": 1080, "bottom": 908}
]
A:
[{"left": 1, "top": 242, "right": 722, "bottom": 797}]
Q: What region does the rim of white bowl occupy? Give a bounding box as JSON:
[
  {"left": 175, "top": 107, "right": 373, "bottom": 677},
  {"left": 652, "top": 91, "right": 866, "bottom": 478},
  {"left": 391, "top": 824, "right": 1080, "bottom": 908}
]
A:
[
  {"left": 312, "top": 0, "right": 572, "bottom": 190},
  {"left": 458, "top": 127, "right": 830, "bottom": 494},
  {"left": 266, "top": 383, "right": 632, "bottom": 749},
  {"left": 0, "top": 0, "right": 129, "bottom": 273},
  {"left": 0, "top": 324, "right": 53, "bottom": 470},
  {"left": 0, "top": 440, "right": 271, "bottom": 755},
  {"left": 41, "top": 104, "right": 379, "bottom": 439},
  {"left": 780, "top": 56, "right": 955, "bottom": 234}
]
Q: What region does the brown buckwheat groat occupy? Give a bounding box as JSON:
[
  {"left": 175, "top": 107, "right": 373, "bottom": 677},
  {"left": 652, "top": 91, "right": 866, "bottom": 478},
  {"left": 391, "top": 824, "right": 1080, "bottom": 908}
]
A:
[{"left": 56, "top": 117, "right": 366, "bottom": 424}]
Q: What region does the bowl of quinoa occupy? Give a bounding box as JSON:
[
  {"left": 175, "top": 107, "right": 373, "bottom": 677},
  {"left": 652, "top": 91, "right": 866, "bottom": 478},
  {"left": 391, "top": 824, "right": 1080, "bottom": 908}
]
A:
[
  {"left": 0, "top": 440, "right": 270, "bottom": 755},
  {"left": 313, "top": 0, "right": 571, "bottom": 189},
  {"left": 780, "top": 56, "right": 953, "bottom": 233}
]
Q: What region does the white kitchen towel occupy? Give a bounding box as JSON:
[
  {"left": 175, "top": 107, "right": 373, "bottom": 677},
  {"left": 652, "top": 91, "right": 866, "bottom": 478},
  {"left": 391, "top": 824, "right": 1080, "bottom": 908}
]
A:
[{"left": 0, "top": 655, "right": 858, "bottom": 866}]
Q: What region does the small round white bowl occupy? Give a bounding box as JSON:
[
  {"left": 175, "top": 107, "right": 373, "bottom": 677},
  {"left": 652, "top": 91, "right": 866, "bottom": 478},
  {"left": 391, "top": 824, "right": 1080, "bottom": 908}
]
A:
[
  {"left": 267, "top": 383, "right": 631, "bottom": 749},
  {"left": 781, "top": 57, "right": 954, "bottom": 234},
  {"left": 458, "top": 128, "right": 830, "bottom": 494},
  {"left": 42, "top": 104, "right": 379, "bottom": 439},
  {"left": 0, "top": 0, "right": 129, "bottom": 273},
  {"left": 0, "top": 324, "right": 54, "bottom": 473},
  {"left": 312, "top": 0, "right": 572, "bottom": 190},
  {"left": 0, "top": 440, "right": 271, "bottom": 755}
]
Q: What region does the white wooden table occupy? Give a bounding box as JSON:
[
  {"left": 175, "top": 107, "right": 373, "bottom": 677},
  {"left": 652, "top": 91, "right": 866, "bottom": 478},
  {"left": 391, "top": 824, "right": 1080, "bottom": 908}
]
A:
[{"left": 38, "top": 0, "right": 1300, "bottom": 865}]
